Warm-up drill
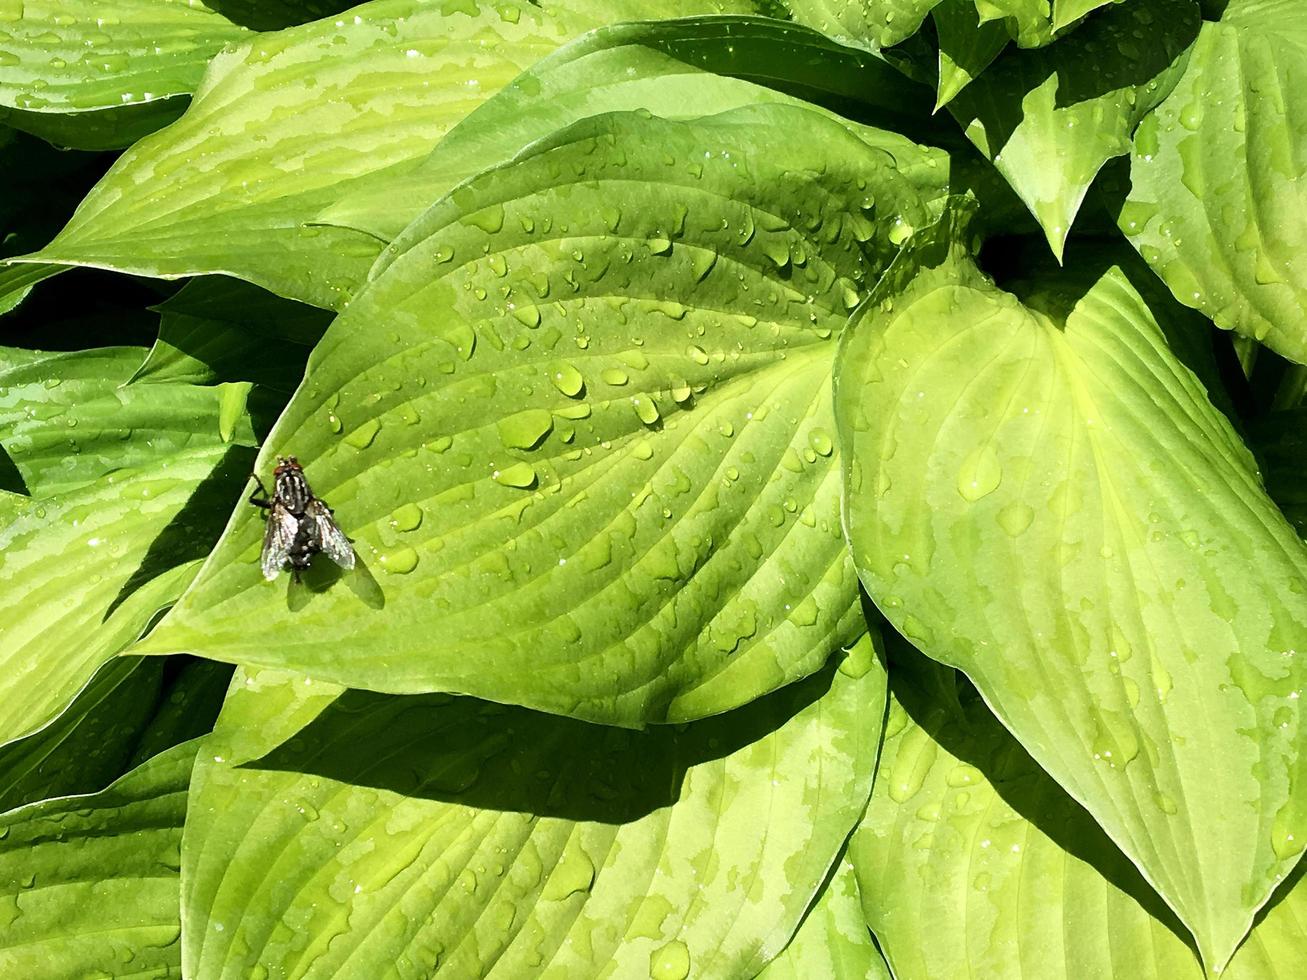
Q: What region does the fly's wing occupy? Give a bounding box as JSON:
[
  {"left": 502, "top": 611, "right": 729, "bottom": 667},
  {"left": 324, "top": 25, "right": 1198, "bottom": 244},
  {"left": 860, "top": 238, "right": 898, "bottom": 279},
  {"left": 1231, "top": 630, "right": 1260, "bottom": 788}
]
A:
[
  {"left": 261, "top": 502, "right": 299, "bottom": 581},
  {"left": 306, "top": 498, "right": 355, "bottom": 570}
]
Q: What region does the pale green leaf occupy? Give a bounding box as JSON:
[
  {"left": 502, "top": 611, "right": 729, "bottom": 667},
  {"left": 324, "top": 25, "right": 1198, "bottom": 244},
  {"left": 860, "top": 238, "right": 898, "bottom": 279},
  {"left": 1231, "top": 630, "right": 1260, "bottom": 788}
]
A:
[
  {"left": 0, "top": 0, "right": 248, "bottom": 150},
  {"left": 12, "top": 0, "right": 593, "bottom": 308},
  {"left": 974, "top": 0, "right": 1055, "bottom": 47},
  {"left": 932, "top": 0, "right": 1009, "bottom": 108},
  {"left": 182, "top": 637, "right": 884, "bottom": 979},
  {"left": 949, "top": 0, "right": 1198, "bottom": 258},
  {"left": 782, "top": 0, "right": 944, "bottom": 49},
  {"left": 135, "top": 104, "right": 952, "bottom": 725},
  {"left": 0, "top": 347, "right": 257, "bottom": 745},
  {"left": 317, "top": 16, "right": 942, "bottom": 245},
  {"left": 756, "top": 851, "right": 890, "bottom": 980},
  {"left": 849, "top": 647, "right": 1307, "bottom": 980},
  {"left": 0, "top": 740, "right": 196, "bottom": 977},
  {"left": 835, "top": 213, "right": 1307, "bottom": 969},
  {"left": 1121, "top": 0, "right": 1307, "bottom": 365}
]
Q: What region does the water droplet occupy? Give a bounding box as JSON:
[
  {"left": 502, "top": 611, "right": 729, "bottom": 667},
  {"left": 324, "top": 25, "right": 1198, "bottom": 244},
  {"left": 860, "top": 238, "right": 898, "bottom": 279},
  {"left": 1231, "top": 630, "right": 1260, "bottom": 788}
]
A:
[
  {"left": 601, "top": 368, "right": 629, "bottom": 386},
  {"left": 493, "top": 462, "right": 537, "bottom": 489},
  {"left": 633, "top": 397, "right": 660, "bottom": 425},
  {"left": 687, "top": 345, "right": 709, "bottom": 365},
  {"left": 957, "top": 445, "right": 1002, "bottom": 501},
  {"left": 549, "top": 362, "right": 584, "bottom": 397},
  {"left": 997, "top": 501, "right": 1034, "bottom": 536},
  {"left": 389, "top": 503, "right": 424, "bottom": 531},
  {"left": 498, "top": 409, "right": 553, "bottom": 450},
  {"left": 345, "top": 417, "right": 381, "bottom": 449},
  {"left": 378, "top": 546, "right": 418, "bottom": 574},
  {"left": 808, "top": 427, "right": 834, "bottom": 456},
  {"left": 887, "top": 724, "right": 937, "bottom": 803},
  {"left": 542, "top": 842, "right": 594, "bottom": 900}
]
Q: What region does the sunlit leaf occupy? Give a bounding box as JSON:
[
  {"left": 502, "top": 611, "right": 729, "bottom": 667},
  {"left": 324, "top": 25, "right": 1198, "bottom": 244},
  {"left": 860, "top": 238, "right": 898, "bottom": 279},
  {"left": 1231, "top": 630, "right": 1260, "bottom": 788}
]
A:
[
  {"left": 317, "top": 16, "right": 942, "bottom": 244},
  {"left": 182, "top": 636, "right": 884, "bottom": 978},
  {"left": 0, "top": 740, "right": 196, "bottom": 977},
  {"left": 835, "top": 210, "right": 1307, "bottom": 969},
  {"left": 0, "top": 0, "right": 248, "bottom": 150},
  {"left": 782, "top": 0, "right": 944, "bottom": 49},
  {"left": 0, "top": 346, "right": 257, "bottom": 745},
  {"left": 1121, "top": 0, "right": 1307, "bottom": 365},
  {"left": 135, "top": 103, "right": 952, "bottom": 725},
  {"left": 949, "top": 0, "right": 1198, "bottom": 258},
  {"left": 932, "top": 0, "right": 1008, "bottom": 108},
  {"left": 756, "top": 850, "right": 890, "bottom": 980}
]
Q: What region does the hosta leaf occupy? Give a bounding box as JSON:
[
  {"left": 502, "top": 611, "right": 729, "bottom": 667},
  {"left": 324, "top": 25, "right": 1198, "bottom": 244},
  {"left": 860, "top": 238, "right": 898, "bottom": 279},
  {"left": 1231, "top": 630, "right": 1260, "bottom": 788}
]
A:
[
  {"left": 130, "top": 278, "right": 332, "bottom": 389},
  {"left": 135, "top": 104, "right": 951, "bottom": 725},
  {"left": 9, "top": 0, "right": 756, "bottom": 309},
  {"left": 835, "top": 214, "right": 1307, "bottom": 968},
  {"left": 318, "top": 16, "right": 941, "bottom": 244},
  {"left": 932, "top": 0, "right": 1009, "bottom": 108},
  {"left": 756, "top": 851, "right": 890, "bottom": 980},
  {"left": 849, "top": 647, "right": 1307, "bottom": 980},
  {"left": 0, "top": 657, "right": 163, "bottom": 812},
  {"left": 201, "top": 0, "right": 363, "bottom": 31},
  {"left": 126, "top": 656, "right": 234, "bottom": 769},
  {"left": 974, "top": 0, "right": 1055, "bottom": 47},
  {"left": 782, "top": 0, "right": 943, "bottom": 49},
  {"left": 1121, "top": 0, "right": 1307, "bottom": 365},
  {"left": 0, "top": 740, "right": 196, "bottom": 977},
  {"left": 182, "top": 638, "right": 884, "bottom": 978},
  {"left": 0, "top": 346, "right": 257, "bottom": 745},
  {"left": 949, "top": 0, "right": 1199, "bottom": 258},
  {"left": 0, "top": 0, "right": 249, "bottom": 150}
]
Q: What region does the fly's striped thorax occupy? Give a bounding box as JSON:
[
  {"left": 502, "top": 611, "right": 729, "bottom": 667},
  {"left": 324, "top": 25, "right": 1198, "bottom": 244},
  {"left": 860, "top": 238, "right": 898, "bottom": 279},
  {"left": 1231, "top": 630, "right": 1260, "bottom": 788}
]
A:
[{"left": 275, "top": 470, "right": 313, "bottom": 514}]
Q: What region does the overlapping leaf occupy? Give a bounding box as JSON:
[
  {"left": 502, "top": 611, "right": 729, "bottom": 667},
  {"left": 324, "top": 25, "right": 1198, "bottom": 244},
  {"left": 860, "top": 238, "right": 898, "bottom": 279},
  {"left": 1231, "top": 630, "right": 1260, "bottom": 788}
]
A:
[
  {"left": 835, "top": 213, "right": 1307, "bottom": 968},
  {"left": 1121, "top": 0, "right": 1307, "bottom": 365},
  {"left": 756, "top": 851, "right": 890, "bottom": 980},
  {"left": 0, "top": 740, "right": 196, "bottom": 977},
  {"left": 782, "top": 0, "right": 943, "bottom": 49},
  {"left": 0, "top": 0, "right": 249, "bottom": 149},
  {"left": 317, "top": 16, "right": 943, "bottom": 244},
  {"left": 10, "top": 0, "right": 762, "bottom": 309},
  {"left": 932, "top": 0, "right": 1009, "bottom": 107},
  {"left": 949, "top": 0, "right": 1198, "bottom": 257},
  {"left": 0, "top": 345, "right": 256, "bottom": 746},
  {"left": 850, "top": 650, "right": 1307, "bottom": 979},
  {"left": 182, "top": 638, "right": 884, "bottom": 978},
  {"left": 135, "top": 103, "right": 951, "bottom": 725}
]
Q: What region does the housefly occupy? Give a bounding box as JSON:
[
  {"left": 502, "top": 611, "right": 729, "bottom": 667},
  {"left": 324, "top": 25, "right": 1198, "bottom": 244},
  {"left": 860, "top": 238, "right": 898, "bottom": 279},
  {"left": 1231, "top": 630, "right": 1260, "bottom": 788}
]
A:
[{"left": 250, "top": 456, "right": 355, "bottom": 582}]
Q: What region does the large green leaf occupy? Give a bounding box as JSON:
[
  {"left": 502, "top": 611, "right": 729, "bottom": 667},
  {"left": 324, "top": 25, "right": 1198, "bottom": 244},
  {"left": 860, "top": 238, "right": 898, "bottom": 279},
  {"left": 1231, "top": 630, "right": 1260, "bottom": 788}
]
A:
[
  {"left": 135, "top": 104, "right": 951, "bottom": 726},
  {"left": 949, "top": 0, "right": 1198, "bottom": 258},
  {"left": 849, "top": 647, "right": 1307, "bottom": 980},
  {"left": 8, "top": 0, "right": 757, "bottom": 309},
  {"left": 0, "top": 346, "right": 257, "bottom": 746},
  {"left": 182, "top": 637, "right": 884, "bottom": 978},
  {"left": 834, "top": 213, "right": 1307, "bottom": 968},
  {"left": 0, "top": 740, "right": 195, "bottom": 977},
  {"left": 1121, "top": 0, "right": 1307, "bottom": 365},
  {"left": 756, "top": 850, "right": 890, "bottom": 980},
  {"left": 0, "top": 0, "right": 249, "bottom": 150},
  {"left": 317, "top": 16, "right": 943, "bottom": 244}
]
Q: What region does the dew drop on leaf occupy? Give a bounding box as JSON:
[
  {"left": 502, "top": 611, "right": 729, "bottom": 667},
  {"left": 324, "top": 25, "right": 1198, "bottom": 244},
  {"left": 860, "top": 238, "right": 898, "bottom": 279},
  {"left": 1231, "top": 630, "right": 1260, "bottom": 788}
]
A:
[
  {"left": 649, "top": 940, "right": 691, "bottom": 980},
  {"left": 956, "top": 445, "right": 1002, "bottom": 501}
]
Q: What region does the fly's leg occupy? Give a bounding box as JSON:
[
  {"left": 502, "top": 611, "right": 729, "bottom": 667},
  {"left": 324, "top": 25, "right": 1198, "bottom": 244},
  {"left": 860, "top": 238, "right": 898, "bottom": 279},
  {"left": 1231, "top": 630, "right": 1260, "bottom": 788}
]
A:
[{"left": 249, "top": 474, "right": 273, "bottom": 509}]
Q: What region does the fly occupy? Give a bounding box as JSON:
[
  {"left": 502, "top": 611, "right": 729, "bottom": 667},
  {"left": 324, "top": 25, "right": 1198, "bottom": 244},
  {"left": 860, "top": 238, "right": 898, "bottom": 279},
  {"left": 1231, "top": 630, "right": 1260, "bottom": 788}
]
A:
[{"left": 250, "top": 455, "right": 355, "bottom": 582}]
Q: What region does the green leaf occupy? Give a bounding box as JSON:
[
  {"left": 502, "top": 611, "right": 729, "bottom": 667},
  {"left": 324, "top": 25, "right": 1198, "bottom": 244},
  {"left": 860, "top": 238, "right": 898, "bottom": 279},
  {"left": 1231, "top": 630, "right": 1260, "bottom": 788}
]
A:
[
  {"left": 782, "top": 0, "right": 943, "bottom": 49},
  {"left": 1121, "top": 0, "right": 1307, "bottom": 365},
  {"left": 0, "top": 740, "right": 195, "bottom": 977},
  {"left": 0, "top": 0, "right": 249, "bottom": 150},
  {"left": 949, "top": 0, "right": 1199, "bottom": 258},
  {"left": 0, "top": 657, "right": 163, "bottom": 812},
  {"left": 0, "top": 347, "right": 258, "bottom": 745},
  {"left": 130, "top": 278, "right": 331, "bottom": 389},
  {"left": 182, "top": 637, "right": 884, "bottom": 978},
  {"left": 756, "top": 851, "right": 890, "bottom": 980},
  {"left": 126, "top": 657, "right": 234, "bottom": 769},
  {"left": 834, "top": 212, "right": 1307, "bottom": 969},
  {"left": 932, "top": 0, "right": 1009, "bottom": 108},
  {"left": 202, "top": 0, "right": 365, "bottom": 31},
  {"left": 973, "top": 0, "right": 1056, "bottom": 47},
  {"left": 317, "top": 16, "right": 943, "bottom": 245},
  {"left": 135, "top": 103, "right": 952, "bottom": 725},
  {"left": 10, "top": 0, "right": 741, "bottom": 309}
]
